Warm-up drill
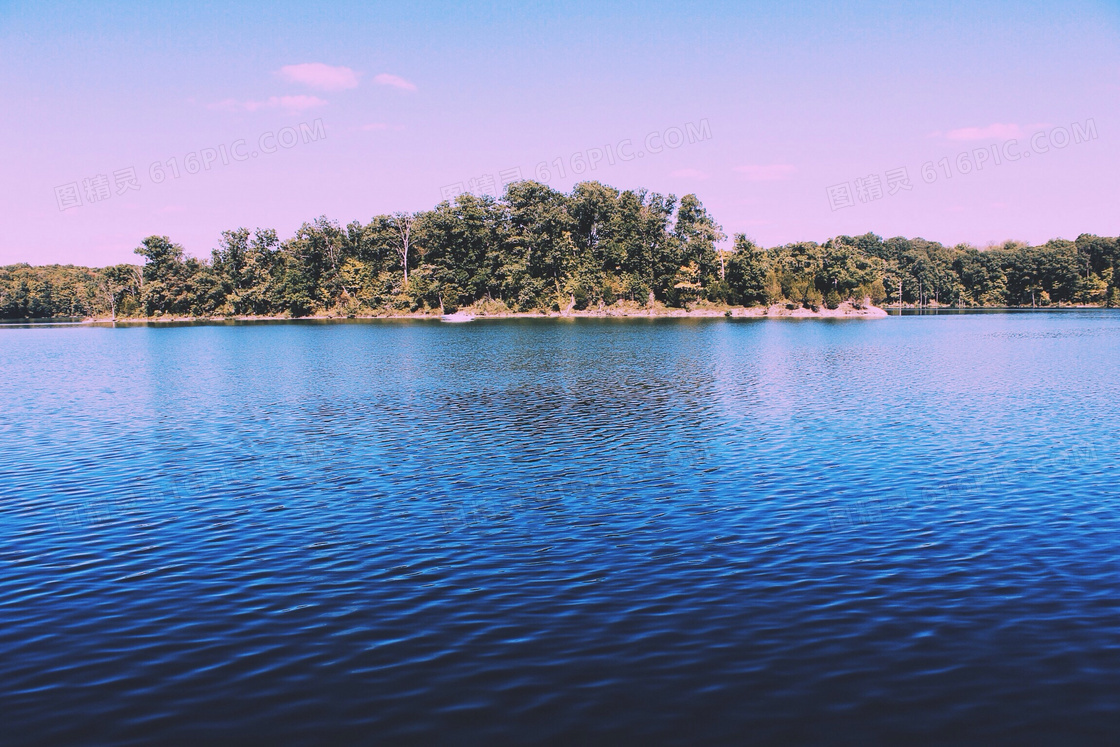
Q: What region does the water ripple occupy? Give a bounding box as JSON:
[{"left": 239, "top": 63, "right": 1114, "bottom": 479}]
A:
[{"left": 1, "top": 314, "right": 1119, "bottom": 743}]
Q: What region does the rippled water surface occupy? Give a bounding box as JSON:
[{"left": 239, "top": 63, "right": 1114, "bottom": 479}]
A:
[{"left": 3, "top": 313, "right": 1119, "bottom": 744}]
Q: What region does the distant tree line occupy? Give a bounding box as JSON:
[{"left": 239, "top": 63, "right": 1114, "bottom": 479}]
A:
[{"left": 3, "top": 180, "right": 1118, "bottom": 319}]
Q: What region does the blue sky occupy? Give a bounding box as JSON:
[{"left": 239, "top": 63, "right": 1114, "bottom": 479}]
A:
[{"left": 2, "top": 0, "right": 1118, "bottom": 264}]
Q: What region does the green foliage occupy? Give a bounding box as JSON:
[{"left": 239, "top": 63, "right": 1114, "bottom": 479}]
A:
[
  {"left": 674, "top": 194, "right": 726, "bottom": 290},
  {"left": 864, "top": 279, "right": 887, "bottom": 305},
  {"left": 725, "top": 235, "right": 770, "bottom": 306},
  {"left": 672, "top": 262, "right": 703, "bottom": 305},
  {"left": 0, "top": 264, "right": 107, "bottom": 318},
  {"left": 5, "top": 182, "right": 1118, "bottom": 319}
]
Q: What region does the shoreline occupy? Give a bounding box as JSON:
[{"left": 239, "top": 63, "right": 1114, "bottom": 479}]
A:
[
  {"left": 6, "top": 302, "right": 1116, "bottom": 325},
  {"left": 67, "top": 302, "right": 890, "bottom": 324}
]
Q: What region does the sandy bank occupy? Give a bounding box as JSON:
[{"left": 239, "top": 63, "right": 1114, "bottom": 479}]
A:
[{"left": 80, "top": 301, "right": 888, "bottom": 324}]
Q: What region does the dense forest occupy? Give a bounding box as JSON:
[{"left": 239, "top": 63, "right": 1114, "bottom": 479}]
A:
[{"left": 3, "top": 180, "right": 1118, "bottom": 319}]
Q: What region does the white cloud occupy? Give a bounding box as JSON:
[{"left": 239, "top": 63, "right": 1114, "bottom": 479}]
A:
[
  {"left": 734, "top": 164, "right": 796, "bottom": 181},
  {"left": 944, "top": 123, "right": 1022, "bottom": 141},
  {"left": 278, "top": 63, "right": 360, "bottom": 91},
  {"left": 373, "top": 73, "right": 417, "bottom": 91}
]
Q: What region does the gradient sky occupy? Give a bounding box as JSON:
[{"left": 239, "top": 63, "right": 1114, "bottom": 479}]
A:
[{"left": 2, "top": 0, "right": 1118, "bottom": 266}]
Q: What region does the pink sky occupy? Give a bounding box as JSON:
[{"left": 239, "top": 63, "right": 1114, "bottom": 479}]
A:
[{"left": 1, "top": 0, "right": 1118, "bottom": 266}]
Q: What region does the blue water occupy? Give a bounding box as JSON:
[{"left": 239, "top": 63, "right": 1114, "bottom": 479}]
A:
[{"left": 2, "top": 313, "right": 1119, "bottom": 744}]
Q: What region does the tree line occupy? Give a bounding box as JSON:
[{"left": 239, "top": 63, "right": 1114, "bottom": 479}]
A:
[{"left": 3, "top": 180, "right": 1118, "bottom": 319}]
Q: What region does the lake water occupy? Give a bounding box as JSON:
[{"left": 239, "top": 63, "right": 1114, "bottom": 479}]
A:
[{"left": 2, "top": 312, "right": 1119, "bottom": 744}]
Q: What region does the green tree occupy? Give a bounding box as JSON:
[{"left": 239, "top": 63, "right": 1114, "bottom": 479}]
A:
[
  {"left": 9, "top": 183, "right": 1119, "bottom": 318},
  {"left": 505, "top": 181, "right": 575, "bottom": 309},
  {"left": 725, "top": 235, "right": 770, "bottom": 305},
  {"left": 135, "top": 236, "right": 195, "bottom": 315},
  {"left": 672, "top": 194, "right": 725, "bottom": 302}
]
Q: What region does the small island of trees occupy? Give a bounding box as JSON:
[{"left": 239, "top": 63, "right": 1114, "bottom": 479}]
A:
[{"left": 2, "top": 180, "right": 1118, "bottom": 319}]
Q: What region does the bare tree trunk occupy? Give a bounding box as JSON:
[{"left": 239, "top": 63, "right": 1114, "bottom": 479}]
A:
[
  {"left": 392, "top": 212, "right": 414, "bottom": 286},
  {"left": 99, "top": 278, "right": 117, "bottom": 321}
]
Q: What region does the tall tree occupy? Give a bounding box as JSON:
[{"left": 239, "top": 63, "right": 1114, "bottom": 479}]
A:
[{"left": 389, "top": 212, "right": 416, "bottom": 286}]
